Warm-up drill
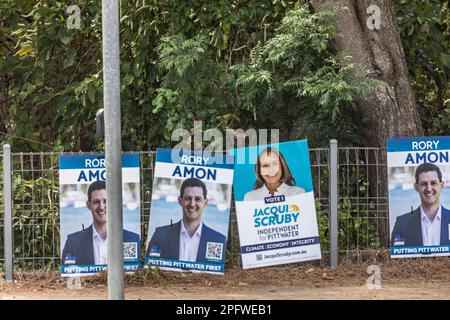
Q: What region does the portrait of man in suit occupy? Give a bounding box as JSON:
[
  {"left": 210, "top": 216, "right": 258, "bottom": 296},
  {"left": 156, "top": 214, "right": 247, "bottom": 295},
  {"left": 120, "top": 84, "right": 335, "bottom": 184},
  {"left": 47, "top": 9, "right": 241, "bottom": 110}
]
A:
[
  {"left": 391, "top": 163, "right": 450, "bottom": 247},
  {"left": 146, "top": 177, "right": 227, "bottom": 263},
  {"left": 61, "top": 180, "right": 141, "bottom": 265}
]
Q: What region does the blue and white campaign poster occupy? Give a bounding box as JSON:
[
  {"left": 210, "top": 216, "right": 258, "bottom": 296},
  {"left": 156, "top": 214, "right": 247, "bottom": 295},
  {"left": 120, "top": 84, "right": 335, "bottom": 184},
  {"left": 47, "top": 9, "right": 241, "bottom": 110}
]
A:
[
  {"left": 388, "top": 136, "right": 450, "bottom": 258},
  {"left": 59, "top": 154, "right": 141, "bottom": 277},
  {"left": 145, "top": 148, "right": 234, "bottom": 275},
  {"left": 231, "top": 140, "right": 321, "bottom": 269}
]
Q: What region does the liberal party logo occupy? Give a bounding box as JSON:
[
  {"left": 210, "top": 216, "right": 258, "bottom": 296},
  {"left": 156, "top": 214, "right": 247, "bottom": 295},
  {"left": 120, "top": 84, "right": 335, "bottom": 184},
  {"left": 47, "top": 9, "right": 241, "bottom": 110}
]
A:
[
  {"left": 149, "top": 246, "right": 161, "bottom": 257},
  {"left": 64, "top": 255, "right": 76, "bottom": 265}
]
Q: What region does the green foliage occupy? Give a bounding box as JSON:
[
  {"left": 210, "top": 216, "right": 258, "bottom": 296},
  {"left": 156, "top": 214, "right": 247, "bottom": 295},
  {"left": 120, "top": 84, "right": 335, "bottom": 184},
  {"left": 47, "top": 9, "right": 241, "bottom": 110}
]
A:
[
  {"left": 338, "top": 198, "right": 382, "bottom": 251},
  {"left": 0, "top": 0, "right": 447, "bottom": 150},
  {"left": 1, "top": 0, "right": 296, "bottom": 151},
  {"left": 315, "top": 199, "right": 330, "bottom": 251},
  {"left": 233, "top": 6, "right": 379, "bottom": 145},
  {"left": 396, "top": 0, "right": 450, "bottom": 134},
  {"left": 1, "top": 1, "right": 385, "bottom": 152},
  {"left": 153, "top": 33, "right": 235, "bottom": 140},
  {"left": 157, "top": 34, "right": 209, "bottom": 78},
  {"left": 1, "top": 0, "right": 104, "bottom": 151},
  {"left": 12, "top": 171, "right": 60, "bottom": 271},
  {"left": 1, "top": 1, "right": 379, "bottom": 150}
]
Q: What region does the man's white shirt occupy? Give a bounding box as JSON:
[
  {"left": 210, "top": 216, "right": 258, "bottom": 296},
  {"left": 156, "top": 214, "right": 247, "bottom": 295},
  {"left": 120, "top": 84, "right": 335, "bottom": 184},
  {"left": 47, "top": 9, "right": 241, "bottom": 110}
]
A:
[
  {"left": 92, "top": 225, "right": 107, "bottom": 264},
  {"left": 179, "top": 221, "right": 202, "bottom": 261},
  {"left": 420, "top": 206, "right": 441, "bottom": 246}
]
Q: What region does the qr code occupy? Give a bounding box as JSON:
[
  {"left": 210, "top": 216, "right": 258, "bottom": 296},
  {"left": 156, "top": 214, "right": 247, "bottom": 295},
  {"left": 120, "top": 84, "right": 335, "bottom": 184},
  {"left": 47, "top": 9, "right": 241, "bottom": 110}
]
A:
[
  {"left": 123, "top": 242, "right": 138, "bottom": 260},
  {"left": 206, "top": 242, "right": 223, "bottom": 260},
  {"left": 256, "top": 254, "right": 263, "bottom": 261}
]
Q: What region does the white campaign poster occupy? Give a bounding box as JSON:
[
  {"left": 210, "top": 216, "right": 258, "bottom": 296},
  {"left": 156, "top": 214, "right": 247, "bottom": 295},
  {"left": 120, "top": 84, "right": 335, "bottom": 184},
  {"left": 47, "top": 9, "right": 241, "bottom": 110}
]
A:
[
  {"left": 59, "top": 153, "right": 141, "bottom": 276},
  {"left": 231, "top": 140, "right": 321, "bottom": 269},
  {"left": 145, "top": 148, "right": 234, "bottom": 274},
  {"left": 388, "top": 136, "right": 450, "bottom": 258}
]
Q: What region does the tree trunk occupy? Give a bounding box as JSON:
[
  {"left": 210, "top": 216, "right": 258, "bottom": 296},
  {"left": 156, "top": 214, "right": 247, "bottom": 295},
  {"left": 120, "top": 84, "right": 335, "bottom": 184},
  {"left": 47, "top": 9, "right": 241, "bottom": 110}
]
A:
[{"left": 311, "top": 0, "right": 423, "bottom": 247}]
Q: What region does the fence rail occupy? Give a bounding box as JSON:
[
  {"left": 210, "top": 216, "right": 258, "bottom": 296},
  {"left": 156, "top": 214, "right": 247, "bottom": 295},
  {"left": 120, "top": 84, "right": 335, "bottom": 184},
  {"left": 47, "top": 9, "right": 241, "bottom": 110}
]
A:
[{"left": 0, "top": 142, "right": 389, "bottom": 273}]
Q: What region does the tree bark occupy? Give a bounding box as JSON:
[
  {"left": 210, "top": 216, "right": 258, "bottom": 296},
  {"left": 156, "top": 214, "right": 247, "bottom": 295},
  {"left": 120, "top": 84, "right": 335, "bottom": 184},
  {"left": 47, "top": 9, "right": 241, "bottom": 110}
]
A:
[
  {"left": 312, "top": 0, "right": 423, "bottom": 247},
  {"left": 312, "top": 0, "right": 423, "bottom": 143}
]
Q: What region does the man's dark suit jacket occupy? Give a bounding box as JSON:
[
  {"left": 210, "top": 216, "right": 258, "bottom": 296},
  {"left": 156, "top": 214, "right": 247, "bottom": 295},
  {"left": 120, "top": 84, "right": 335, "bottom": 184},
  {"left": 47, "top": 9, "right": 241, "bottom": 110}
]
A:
[
  {"left": 391, "top": 206, "right": 450, "bottom": 246},
  {"left": 145, "top": 220, "right": 226, "bottom": 263},
  {"left": 61, "top": 225, "right": 141, "bottom": 265}
]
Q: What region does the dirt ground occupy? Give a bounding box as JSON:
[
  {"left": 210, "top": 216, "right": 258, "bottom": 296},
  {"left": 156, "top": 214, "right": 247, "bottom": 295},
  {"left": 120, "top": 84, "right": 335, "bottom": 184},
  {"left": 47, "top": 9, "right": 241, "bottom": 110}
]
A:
[{"left": 1, "top": 255, "right": 449, "bottom": 300}]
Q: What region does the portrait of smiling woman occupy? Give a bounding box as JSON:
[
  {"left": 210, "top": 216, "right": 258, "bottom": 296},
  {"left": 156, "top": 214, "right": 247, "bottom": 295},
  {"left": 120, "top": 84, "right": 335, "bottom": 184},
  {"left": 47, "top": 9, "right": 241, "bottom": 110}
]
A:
[{"left": 243, "top": 147, "right": 305, "bottom": 201}]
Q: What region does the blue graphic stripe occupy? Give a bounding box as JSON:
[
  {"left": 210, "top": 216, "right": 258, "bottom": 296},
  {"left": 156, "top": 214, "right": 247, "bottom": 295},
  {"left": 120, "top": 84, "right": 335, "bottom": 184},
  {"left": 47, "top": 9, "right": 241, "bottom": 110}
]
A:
[
  {"left": 240, "top": 236, "right": 320, "bottom": 254},
  {"left": 61, "top": 263, "right": 140, "bottom": 274},
  {"left": 59, "top": 153, "right": 140, "bottom": 169},
  {"left": 387, "top": 136, "right": 450, "bottom": 152},
  {"left": 145, "top": 257, "right": 224, "bottom": 273},
  {"left": 156, "top": 148, "right": 234, "bottom": 169},
  {"left": 390, "top": 245, "right": 450, "bottom": 255}
]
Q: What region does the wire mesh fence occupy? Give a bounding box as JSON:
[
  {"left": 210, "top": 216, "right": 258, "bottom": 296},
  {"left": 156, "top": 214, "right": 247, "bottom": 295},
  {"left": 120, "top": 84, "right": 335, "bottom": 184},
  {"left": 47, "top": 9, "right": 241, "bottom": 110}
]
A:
[
  {"left": 0, "top": 147, "right": 389, "bottom": 272},
  {"left": 338, "top": 147, "right": 388, "bottom": 254},
  {"left": 9, "top": 152, "right": 60, "bottom": 271}
]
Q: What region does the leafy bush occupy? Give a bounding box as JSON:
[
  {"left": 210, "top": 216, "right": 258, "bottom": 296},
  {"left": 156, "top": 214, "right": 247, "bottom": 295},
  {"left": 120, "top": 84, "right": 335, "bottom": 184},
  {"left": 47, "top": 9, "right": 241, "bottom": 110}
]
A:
[{"left": 396, "top": 0, "right": 450, "bottom": 134}]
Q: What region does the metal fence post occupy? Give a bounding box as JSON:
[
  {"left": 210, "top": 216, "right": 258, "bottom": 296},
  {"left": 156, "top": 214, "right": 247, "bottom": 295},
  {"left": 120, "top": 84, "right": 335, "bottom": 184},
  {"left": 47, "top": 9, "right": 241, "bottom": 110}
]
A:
[
  {"left": 3, "top": 144, "right": 13, "bottom": 281},
  {"left": 102, "top": 0, "right": 124, "bottom": 300},
  {"left": 329, "top": 139, "right": 339, "bottom": 268}
]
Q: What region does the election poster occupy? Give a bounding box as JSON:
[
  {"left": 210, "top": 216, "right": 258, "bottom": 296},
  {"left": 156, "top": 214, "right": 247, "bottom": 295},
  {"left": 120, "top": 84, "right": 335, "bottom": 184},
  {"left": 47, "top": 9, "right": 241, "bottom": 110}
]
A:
[
  {"left": 231, "top": 140, "right": 321, "bottom": 269},
  {"left": 388, "top": 136, "right": 450, "bottom": 258},
  {"left": 145, "top": 148, "right": 234, "bottom": 274},
  {"left": 59, "top": 154, "right": 141, "bottom": 277}
]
